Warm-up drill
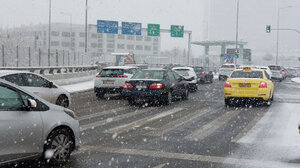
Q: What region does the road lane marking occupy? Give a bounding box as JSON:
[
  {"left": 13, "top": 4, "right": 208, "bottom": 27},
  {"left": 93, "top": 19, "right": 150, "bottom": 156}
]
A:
[
  {"left": 185, "top": 110, "right": 240, "bottom": 141},
  {"left": 231, "top": 112, "right": 265, "bottom": 143},
  {"left": 74, "top": 145, "right": 300, "bottom": 168},
  {"left": 80, "top": 107, "right": 157, "bottom": 131},
  {"left": 106, "top": 108, "right": 184, "bottom": 135},
  {"left": 146, "top": 107, "right": 223, "bottom": 137},
  {"left": 78, "top": 106, "right": 131, "bottom": 121}
]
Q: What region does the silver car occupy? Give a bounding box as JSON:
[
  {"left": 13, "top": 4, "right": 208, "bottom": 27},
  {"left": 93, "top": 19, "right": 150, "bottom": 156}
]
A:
[
  {"left": 94, "top": 66, "right": 139, "bottom": 98},
  {"left": 0, "top": 70, "right": 71, "bottom": 107},
  {"left": 0, "top": 79, "right": 80, "bottom": 166}
]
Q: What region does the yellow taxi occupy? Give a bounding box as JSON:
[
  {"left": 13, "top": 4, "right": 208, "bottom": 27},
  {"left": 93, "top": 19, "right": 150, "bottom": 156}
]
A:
[{"left": 224, "top": 67, "right": 274, "bottom": 106}]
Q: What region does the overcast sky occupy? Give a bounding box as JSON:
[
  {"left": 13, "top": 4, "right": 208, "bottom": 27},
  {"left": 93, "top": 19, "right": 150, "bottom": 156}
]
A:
[{"left": 0, "top": 0, "right": 299, "bottom": 61}]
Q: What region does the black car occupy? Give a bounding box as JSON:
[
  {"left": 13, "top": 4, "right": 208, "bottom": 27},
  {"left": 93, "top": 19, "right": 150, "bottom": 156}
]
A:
[
  {"left": 122, "top": 69, "right": 190, "bottom": 105},
  {"left": 193, "top": 66, "right": 214, "bottom": 83}
]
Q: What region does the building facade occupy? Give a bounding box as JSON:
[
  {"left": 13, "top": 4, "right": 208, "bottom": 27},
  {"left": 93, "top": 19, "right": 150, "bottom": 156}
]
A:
[{"left": 0, "top": 23, "right": 161, "bottom": 66}]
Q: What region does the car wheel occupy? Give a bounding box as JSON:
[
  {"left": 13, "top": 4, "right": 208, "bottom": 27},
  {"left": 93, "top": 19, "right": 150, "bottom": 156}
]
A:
[
  {"left": 182, "top": 88, "right": 189, "bottom": 100},
  {"left": 128, "top": 98, "right": 136, "bottom": 105},
  {"left": 56, "top": 95, "right": 69, "bottom": 108},
  {"left": 165, "top": 92, "right": 172, "bottom": 105},
  {"left": 43, "top": 128, "right": 74, "bottom": 165},
  {"left": 265, "top": 92, "right": 273, "bottom": 106},
  {"left": 96, "top": 92, "right": 105, "bottom": 99},
  {"left": 225, "top": 99, "right": 232, "bottom": 106}
]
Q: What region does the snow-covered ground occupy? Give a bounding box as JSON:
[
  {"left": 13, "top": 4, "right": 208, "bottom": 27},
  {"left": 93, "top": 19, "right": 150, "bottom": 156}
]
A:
[
  {"left": 291, "top": 77, "right": 300, "bottom": 84},
  {"left": 61, "top": 79, "right": 94, "bottom": 93}
]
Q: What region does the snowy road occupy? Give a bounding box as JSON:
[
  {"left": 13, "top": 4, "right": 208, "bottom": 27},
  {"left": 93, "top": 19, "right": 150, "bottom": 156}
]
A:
[{"left": 7, "top": 78, "right": 300, "bottom": 168}]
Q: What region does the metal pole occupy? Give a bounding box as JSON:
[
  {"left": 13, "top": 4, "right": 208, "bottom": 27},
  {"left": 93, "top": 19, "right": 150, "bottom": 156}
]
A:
[
  {"left": 2, "top": 45, "right": 4, "bottom": 67},
  {"left": 48, "top": 0, "right": 51, "bottom": 66},
  {"left": 39, "top": 48, "right": 41, "bottom": 66},
  {"left": 63, "top": 50, "right": 65, "bottom": 66},
  {"left": 74, "top": 52, "right": 76, "bottom": 66},
  {"left": 276, "top": 8, "right": 280, "bottom": 65},
  {"left": 85, "top": 0, "right": 88, "bottom": 54},
  {"left": 187, "top": 32, "right": 191, "bottom": 65},
  {"left": 276, "top": 6, "right": 292, "bottom": 65},
  {"left": 56, "top": 49, "right": 58, "bottom": 66},
  {"left": 29, "top": 47, "right": 31, "bottom": 67},
  {"left": 16, "top": 46, "right": 19, "bottom": 67},
  {"left": 235, "top": 0, "right": 239, "bottom": 65},
  {"left": 68, "top": 51, "right": 70, "bottom": 66}
]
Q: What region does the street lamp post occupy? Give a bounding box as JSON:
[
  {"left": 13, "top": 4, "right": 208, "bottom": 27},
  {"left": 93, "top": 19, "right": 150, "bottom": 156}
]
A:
[
  {"left": 48, "top": 0, "right": 52, "bottom": 66},
  {"left": 276, "top": 6, "right": 292, "bottom": 65},
  {"left": 60, "top": 12, "right": 73, "bottom": 66},
  {"left": 85, "top": 0, "right": 88, "bottom": 65},
  {"left": 234, "top": 0, "right": 240, "bottom": 65}
]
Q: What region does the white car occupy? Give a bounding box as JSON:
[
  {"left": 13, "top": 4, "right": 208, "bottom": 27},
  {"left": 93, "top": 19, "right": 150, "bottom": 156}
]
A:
[
  {"left": 94, "top": 66, "right": 139, "bottom": 98},
  {"left": 0, "top": 79, "right": 80, "bottom": 166},
  {"left": 172, "top": 67, "right": 197, "bottom": 91},
  {"left": 254, "top": 66, "right": 272, "bottom": 79},
  {"left": 0, "top": 70, "right": 71, "bottom": 107},
  {"left": 218, "top": 64, "right": 236, "bottom": 80}
]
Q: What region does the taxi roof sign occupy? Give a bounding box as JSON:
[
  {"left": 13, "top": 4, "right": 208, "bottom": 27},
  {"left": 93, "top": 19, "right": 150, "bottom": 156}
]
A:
[{"left": 242, "top": 67, "right": 252, "bottom": 71}]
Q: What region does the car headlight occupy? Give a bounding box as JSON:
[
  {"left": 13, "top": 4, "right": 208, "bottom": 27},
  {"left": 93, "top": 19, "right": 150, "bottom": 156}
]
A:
[{"left": 64, "top": 108, "right": 76, "bottom": 119}]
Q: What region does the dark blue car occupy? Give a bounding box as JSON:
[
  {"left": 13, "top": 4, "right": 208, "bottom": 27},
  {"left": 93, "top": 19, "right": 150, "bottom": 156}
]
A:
[{"left": 122, "top": 69, "right": 190, "bottom": 105}]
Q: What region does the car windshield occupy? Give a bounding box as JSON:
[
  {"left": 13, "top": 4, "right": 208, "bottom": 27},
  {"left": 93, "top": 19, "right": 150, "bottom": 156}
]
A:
[
  {"left": 230, "top": 71, "right": 263, "bottom": 78},
  {"left": 194, "top": 67, "right": 204, "bottom": 72},
  {"left": 269, "top": 66, "right": 281, "bottom": 70},
  {"left": 173, "top": 69, "right": 189, "bottom": 76},
  {"left": 221, "top": 64, "right": 235, "bottom": 68},
  {"left": 99, "top": 69, "right": 124, "bottom": 77},
  {"left": 132, "top": 70, "right": 164, "bottom": 80}
]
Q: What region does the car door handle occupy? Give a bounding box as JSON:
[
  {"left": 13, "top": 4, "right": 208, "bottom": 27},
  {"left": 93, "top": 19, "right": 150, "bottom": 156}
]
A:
[{"left": 33, "top": 92, "right": 39, "bottom": 94}]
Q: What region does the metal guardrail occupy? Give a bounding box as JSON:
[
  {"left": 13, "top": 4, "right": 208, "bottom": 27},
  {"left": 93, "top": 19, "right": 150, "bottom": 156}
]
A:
[{"left": 0, "top": 65, "right": 99, "bottom": 75}]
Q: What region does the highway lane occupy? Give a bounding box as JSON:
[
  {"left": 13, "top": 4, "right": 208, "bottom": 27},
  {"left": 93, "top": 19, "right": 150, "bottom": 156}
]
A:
[{"left": 7, "top": 78, "right": 300, "bottom": 168}]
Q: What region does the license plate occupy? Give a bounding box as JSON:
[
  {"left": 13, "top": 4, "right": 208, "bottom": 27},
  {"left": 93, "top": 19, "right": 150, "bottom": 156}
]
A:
[
  {"left": 239, "top": 83, "right": 251, "bottom": 87},
  {"left": 136, "top": 85, "right": 147, "bottom": 89},
  {"left": 103, "top": 80, "right": 114, "bottom": 85}
]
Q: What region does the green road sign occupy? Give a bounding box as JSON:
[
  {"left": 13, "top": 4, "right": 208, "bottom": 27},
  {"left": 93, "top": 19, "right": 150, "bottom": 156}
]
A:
[
  {"left": 147, "top": 24, "right": 160, "bottom": 36},
  {"left": 171, "top": 25, "right": 184, "bottom": 37}
]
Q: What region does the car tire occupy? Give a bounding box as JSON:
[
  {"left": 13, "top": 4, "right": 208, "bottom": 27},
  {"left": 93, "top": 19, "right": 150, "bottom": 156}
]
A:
[
  {"left": 96, "top": 92, "right": 105, "bottom": 99},
  {"left": 265, "top": 92, "right": 273, "bottom": 106},
  {"left": 182, "top": 88, "right": 189, "bottom": 100},
  {"left": 164, "top": 92, "right": 172, "bottom": 105},
  {"left": 225, "top": 99, "right": 232, "bottom": 107},
  {"left": 43, "top": 128, "right": 74, "bottom": 166},
  {"left": 128, "top": 98, "right": 136, "bottom": 105},
  {"left": 56, "top": 95, "right": 69, "bottom": 108}
]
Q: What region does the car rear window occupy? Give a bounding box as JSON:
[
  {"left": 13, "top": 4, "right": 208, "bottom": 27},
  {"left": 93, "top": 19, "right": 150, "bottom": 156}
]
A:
[
  {"left": 221, "top": 64, "right": 235, "bottom": 68},
  {"left": 268, "top": 66, "right": 281, "bottom": 70},
  {"left": 132, "top": 70, "right": 164, "bottom": 80},
  {"left": 99, "top": 69, "right": 124, "bottom": 77},
  {"left": 174, "top": 70, "right": 189, "bottom": 76},
  {"left": 230, "top": 71, "right": 263, "bottom": 79},
  {"left": 194, "top": 67, "right": 204, "bottom": 72}
]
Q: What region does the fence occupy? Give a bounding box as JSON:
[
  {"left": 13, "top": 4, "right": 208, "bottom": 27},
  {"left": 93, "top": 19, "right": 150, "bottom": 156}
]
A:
[{"left": 0, "top": 45, "right": 89, "bottom": 67}]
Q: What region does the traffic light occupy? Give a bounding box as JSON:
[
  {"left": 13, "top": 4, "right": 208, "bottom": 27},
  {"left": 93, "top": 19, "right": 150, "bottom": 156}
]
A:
[
  {"left": 234, "top": 49, "right": 239, "bottom": 58},
  {"left": 266, "top": 25, "right": 271, "bottom": 33}
]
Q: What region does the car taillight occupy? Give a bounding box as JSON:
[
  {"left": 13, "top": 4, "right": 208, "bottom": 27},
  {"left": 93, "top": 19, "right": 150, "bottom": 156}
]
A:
[
  {"left": 149, "top": 83, "right": 163, "bottom": 89},
  {"left": 96, "top": 75, "right": 101, "bottom": 78},
  {"left": 200, "top": 72, "right": 205, "bottom": 75},
  {"left": 117, "top": 75, "right": 128, "bottom": 78},
  {"left": 123, "top": 83, "right": 133, "bottom": 89},
  {"left": 259, "top": 81, "right": 267, "bottom": 88},
  {"left": 224, "top": 81, "right": 231, "bottom": 88}
]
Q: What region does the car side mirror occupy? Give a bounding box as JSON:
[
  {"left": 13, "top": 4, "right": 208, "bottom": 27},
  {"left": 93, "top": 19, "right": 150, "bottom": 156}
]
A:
[
  {"left": 49, "top": 82, "right": 54, "bottom": 88},
  {"left": 27, "top": 99, "right": 37, "bottom": 110}
]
